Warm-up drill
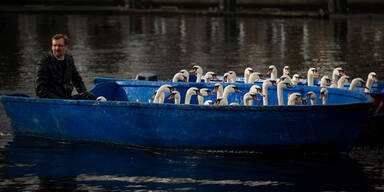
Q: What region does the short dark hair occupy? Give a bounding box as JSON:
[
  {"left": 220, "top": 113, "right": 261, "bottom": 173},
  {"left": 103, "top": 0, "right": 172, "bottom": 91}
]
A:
[{"left": 51, "top": 34, "right": 69, "bottom": 45}]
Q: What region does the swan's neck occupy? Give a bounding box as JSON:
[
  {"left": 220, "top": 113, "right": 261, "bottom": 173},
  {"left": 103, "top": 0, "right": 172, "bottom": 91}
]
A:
[
  {"left": 365, "top": 78, "right": 373, "bottom": 93},
  {"left": 320, "top": 79, "right": 326, "bottom": 87},
  {"left": 154, "top": 92, "right": 165, "bottom": 103},
  {"left": 277, "top": 83, "right": 285, "bottom": 105},
  {"left": 337, "top": 78, "right": 347, "bottom": 88},
  {"left": 248, "top": 74, "right": 259, "bottom": 84},
  {"left": 197, "top": 95, "right": 204, "bottom": 105},
  {"left": 204, "top": 76, "right": 210, "bottom": 83},
  {"left": 311, "top": 98, "right": 316, "bottom": 105},
  {"left": 244, "top": 73, "right": 250, "bottom": 83},
  {"left": 221, "top": 90, "right": 231, "bottom": 105},
  {"left": 262, "top": 84, "right": 269, "bottom": 106},
  {"left": 244, "top": 96, "right": 252, "bottom": 106},
  {"left": 332, "top": 73, "right": 339, "bottom": 84},
  {"left": 217, "top": 87, "right": 223, "bottom": 98},
  {"left": 196, "top": 73, "right": 202, "bottom": 83},
  {"left": 271, "top": 71, "right": 277, "bottom": 80},
  {"left": 322, "top": 94, "right": 328, "bottom": 104},
  {"left": 349, "top": 80, "right": 358, "bottom": 91},
  {"left": 307, "top": 73, "right": 314, "bottom": 86},
  {"left": 185, "top": 93, "right": 193, "bottom": 104}
]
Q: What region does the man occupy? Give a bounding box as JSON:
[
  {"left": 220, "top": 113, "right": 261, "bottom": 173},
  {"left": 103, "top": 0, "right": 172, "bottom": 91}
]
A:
[{"left": 36, "top": 34, "right": 95, "bottom": 99}]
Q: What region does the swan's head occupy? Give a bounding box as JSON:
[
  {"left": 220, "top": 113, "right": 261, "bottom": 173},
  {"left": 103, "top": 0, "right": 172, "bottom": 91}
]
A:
[
  {"left": 267, "top": 65, "right": 277, "bottom": 74},
  {"left": 292, "top": 74, "right": 300, "bottom": 80},
  {"left": 278, "top": 77, "right": 294, "bottom": 88},
  {"left": 368, "top": 72, "right": 378, "bottom": 82},
  {"left": 200, "top": 88, "right": 215, "bottom": 96},
  {"left": 96, "top": 96, "right": 107, "bottom": 101},
  {"left": 228, "top": 71, "right": 237, "bottom": 80},
  {"left": 205, "top": 71, "right": 219, "bottom": 81},
  {"left": 213, "top": 83, "right": 223, "bottom": 93},
  {"left": 278, "top": 75, "right": 291, "bottom": 84},
  {"left": 187, "top": 87, "right": 203, "bottom": 96},
  {"left": 179, "top": 69, "right": 189, "bottom": 76},
  {"left": 283, "top": 66, "right": 290, "bottom": 75},
  {"left": 319, "top": 88, "right": 328, "bottom": 100},
  {"left": 250, "top": 85, "right": 264, "bottom": 97},
  {"left": 214, "top": 97, "right": 223, "bottom": 105},
  {"left": 321, "top": 75, "right": 331, "bottom": 84},
  {"left": 308, "top": 68, "right": 319, "bottom": 76},
  {"left": 352, "top": 78, "right": 368, "bottom": 89},
  {"left": 245, "top": 67, "right": 254, "bottom": 75},
  {"left": 204, "top": 100, "right": 214, "bottom": 105},
  {"left": 264, "top": 79, "right": 277, "bottom": 87},
  {"left": 305, "top": 91, "right": 316, "bottom": 100},
  {"left": 222, "top": 72, "right": 232, "bottom": 83},
  {"left": 245, "top": 92, "right": 261, "bottom": 102},
  {"left": 224, "top": 85, "right": 242, "bottom": 94},
  {"left": 189, "top": 65, "right": 203, "bottom": 74},
  {"left": 288, "top": 93, "right": 303, "bottom": 105},
  {"left": 333, "top": 67, "right": 345, "bottom": 76},
  {"left": 167, "top": 91, "right": 181, "bottom": 101}
]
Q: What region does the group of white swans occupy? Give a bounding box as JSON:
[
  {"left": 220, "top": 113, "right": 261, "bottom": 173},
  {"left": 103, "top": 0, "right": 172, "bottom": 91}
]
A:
[{"left": 155, "top": 64, "right": 378, "bottom": 106}]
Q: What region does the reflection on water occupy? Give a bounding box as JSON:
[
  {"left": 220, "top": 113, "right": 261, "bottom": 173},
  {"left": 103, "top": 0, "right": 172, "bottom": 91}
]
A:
[
  {"left": 1, "top": 13, "right": 384, "bottom": 191},
  {"left": 0, "top": 137, "right": 377, "bottom": 192}
]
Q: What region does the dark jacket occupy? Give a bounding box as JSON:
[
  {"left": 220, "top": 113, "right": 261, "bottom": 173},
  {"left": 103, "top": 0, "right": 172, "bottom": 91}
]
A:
[{"left": 36, "top": 52, "right": 86, "bottom": 99}]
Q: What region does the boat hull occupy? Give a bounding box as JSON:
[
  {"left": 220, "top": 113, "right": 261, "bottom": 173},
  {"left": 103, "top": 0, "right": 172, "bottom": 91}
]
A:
[{"left": 0, "top": 93, "right": 372, "bottom": 154}]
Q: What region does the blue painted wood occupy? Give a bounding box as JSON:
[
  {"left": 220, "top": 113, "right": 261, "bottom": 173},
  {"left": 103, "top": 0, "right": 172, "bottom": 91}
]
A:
[{"left": 0, "top": 78, "right": 374, "bottom": 154}]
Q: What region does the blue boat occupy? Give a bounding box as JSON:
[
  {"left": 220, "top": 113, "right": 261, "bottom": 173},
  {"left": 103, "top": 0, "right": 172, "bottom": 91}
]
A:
[{"left": 0, "top": 78, "right": 373, "bottom": 154}]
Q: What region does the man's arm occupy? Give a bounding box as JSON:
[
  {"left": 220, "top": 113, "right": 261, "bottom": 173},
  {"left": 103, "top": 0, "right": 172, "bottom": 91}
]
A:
[{"left": 35, "top": 57, "right": 60, "bottom": 99}]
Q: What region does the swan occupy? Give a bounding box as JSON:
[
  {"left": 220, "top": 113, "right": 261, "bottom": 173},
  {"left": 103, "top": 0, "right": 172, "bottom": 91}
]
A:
[
  {"left": 307, "top": 68, "right": 319, "bottom": 86},
  {"left": 214, "top": 97, "right": 223, "bottom": 105},
  {"left": 249, "top": 85, "right": 264, "bottom": 97},
  {"left": 305, "top": 91, "right": 317, "bottom": 105},
  {"left": 365, "top": 72, "right": 378, "bottom": 93},
  {"left": 198, "top": 88, "right": 215, "bottom": 105},
  {"left": 337, "top": 75, "right": 350, "bottom": 89},
  {"left": 221, "top": 85, "right": 242, "bottom": 105},
  {"left": 349, "top": 78, "right": 368, "bottom": 91},
  {"left": 179, "top": 69, "right": 189, "bottom": 82},
  {"left": 262, "top": 79, "right": 277, "bottom": 106},
  {"left": 189, "top": 65, "right": 203, "bottom": 83},
  {"left": 267, "top": 65, "right": 278, "bottom": 80},
  {"left": 248, "top": 72, "right": 264, "bottom": 84},
  {"left": 153, "top": 84, "right": 174, "bottom": 103},
  {"left": 283, "top": 66, "right": 290, "bottom": 76},
  {"left": 204, "top": 100, "right": 214, "bottom": 105},
  {"left": 279, "top": 75, "right": 292, "bottom": 84},
  {"left": 288, "top": 93, "right": 303, "bottom": 105},
  {"left": 213, "top": 82, "right": 224, "bottom": 98},
  {"left": 319, "top": 88, "right": 328, "bottom": 104},
  {"left": 167, "top": 90, "right": 181, "bottom": 104},
  {"left": 319, "top": 75, "right": 331, "bottom": 87},
  {"left": 244, "top": 67, "right": 254, "bottom": 83},
  {"left": 243, "top": 92, "right": 260, "bottom": 106},
  {"left": 203, "top": 71, "right": 219, "bottom": 83},
  {"left": 96, "top": 96, "right": 107, "bottom": 101},
  {"left": 292, "top": 74, "right": 300, "bottom": 85},
  {"left": 172, "top": 72, "right": 187, "bottom": 82},
  {"left": 228, "top": 71, "right": 237, "bottom": 83},
  {"left": 330, "top": 67, "right": 345, "bottom": 88},
  {"left": 222, "top": 72, "right": 235, "bottom": 83},
  {"left": 185, "top": 87, "right": 203, "bottom": 104},
  {"left": 277, "top": 78, "right": 293, "bottom": 105}
]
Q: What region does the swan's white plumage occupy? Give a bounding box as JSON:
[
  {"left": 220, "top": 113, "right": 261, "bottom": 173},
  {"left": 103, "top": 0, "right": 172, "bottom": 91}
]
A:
[
  {"left": 267, "top": 65, "right": 278, "bottom": 80},
  {"left": 262, "top": 79, "right": 276, "bottom": 106},
  {"left": 365, "top": 72, "right": 377, "bottom": 93},
  {"left": 288, "top": 93, "right": 303, "bottom": 105},
  {"left": 319, "top": 88, "right": 328, "bottom": 104},
  {"left": 244, "top": 67, "right": 254, "bottom": 83},
  {"left": 320, "top": 75, "right": 331, "bottom": 88}
]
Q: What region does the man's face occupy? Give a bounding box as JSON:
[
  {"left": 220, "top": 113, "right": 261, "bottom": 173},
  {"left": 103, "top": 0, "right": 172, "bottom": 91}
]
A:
[{"left": 51, "top": 38, "right": 68, "bottom": 59}]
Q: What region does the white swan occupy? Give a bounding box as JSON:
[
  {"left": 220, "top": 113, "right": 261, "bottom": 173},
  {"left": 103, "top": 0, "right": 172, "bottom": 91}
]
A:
[
  {"left": 305, "top": 91, "right": 317, "bottom": 105},
  {"left": 213, "top": 82, "right": 224, "bottom": 98},
  {"left": 262, "top": 79, "right": 277, "bottom": 106},
  {"left": 243, "top": 92, "right": 260, "bottom": 106},
  {"left": 153, "top": 84, "right": 174, "bottom": 103},
  {"left": 288, "top": 93, "right": 303, "bottom": 105},
  {"left": 222, "top": 72, "right": 235, "bottom": 83},
  {"left": 228, "top": 71, "right": 237, "bottom": 83},
  {"left": 319, "top": 88, "right": 328, "bottom": 104},
  {"left": 349, "top": 78, "right": 367, "bottom": 91},
  {"left": 248, "top": 72, "right": 264, "bottom": 84},
  {"left": 279, "top": 75, "right": 292, "bottom": 84},
  {"left": 198, "top": 88, "right": 215, "bottom": 105},
  {"left": 277, "top": 78, "right": 293, "bottom": 105},
  {"left": 337, "top": 75, "right": 350, "bottom": 89},
  {"left": 307, "top": 68, "right": 319, "bottom": 86},
  {"left": 221, "top": 85, "right": 242, "bottom": 105},
  {"left": 96, "top": 96, "right": 107, "bottom": 101},
  {"left": 249, "top": 85, "right": 264, "bottom": 96},
  {"left": 365, "top": 72, "right": 378, "bottom": 93},
  {"left": 179, "top": 69, "right": 189, "bottom": 82},
  {"left": 244, "top": 67, "right": 254, "bottom": 83},
  {"left": 204, "top": 71, "right": 218, "bottom": 83},
  {"left": 319, "top": 75, "right": 331, "bottom": 88},
  {"left": 330, "top": 67, "right": 345, "bottom": 88},
  {"left": 267, "top": 65, "right": 278, "bottom": 80},
  {"left": 167, "top": 90, "right": 181, "bottom": 104},
  {"left": 189, "top": 65, "right": 203, "bottom": 83},
  {"left": 204, "top": 100, "right": 214, "bottom": 105},
  {"left": 172, "top": 72, "right": 187, "bottom": 82},
  {"left": 292, "top": 74, "right": 300, "bottom": 85},
  {"left": 185, "top": 87, "right": 202, "bottom": 104}
]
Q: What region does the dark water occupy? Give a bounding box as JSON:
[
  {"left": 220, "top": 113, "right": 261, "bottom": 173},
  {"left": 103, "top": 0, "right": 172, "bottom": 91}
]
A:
[{"left": 0, "top": 13, "right": 384, "bottom": 191}]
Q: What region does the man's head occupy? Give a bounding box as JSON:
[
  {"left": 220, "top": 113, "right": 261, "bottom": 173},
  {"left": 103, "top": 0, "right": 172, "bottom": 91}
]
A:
[{"left": 51, "top": 34, "right": 69, "bottom": 60}]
